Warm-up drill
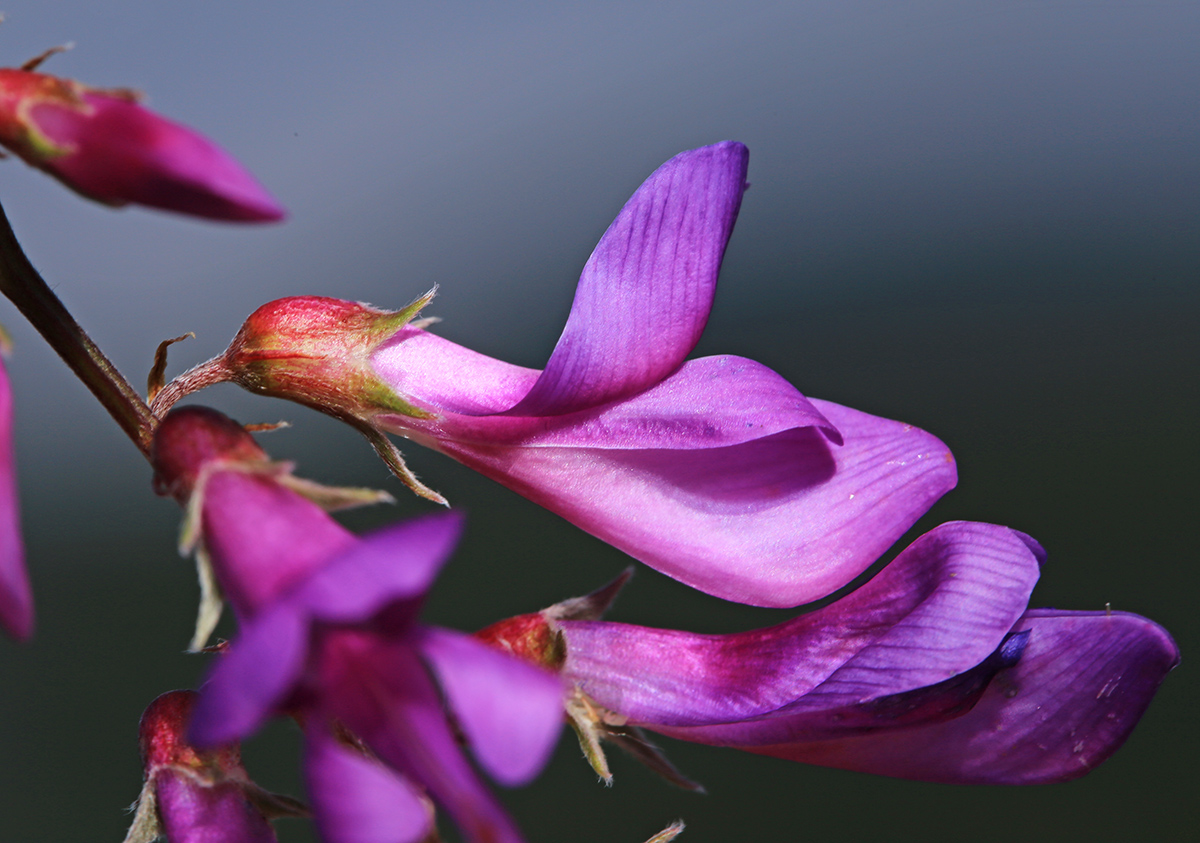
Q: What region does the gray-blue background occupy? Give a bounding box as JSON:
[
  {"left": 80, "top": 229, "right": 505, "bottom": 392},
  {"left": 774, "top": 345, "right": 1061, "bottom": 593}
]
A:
[{"left": 0, "top": 2, "right": 1195, "bottom": 841}]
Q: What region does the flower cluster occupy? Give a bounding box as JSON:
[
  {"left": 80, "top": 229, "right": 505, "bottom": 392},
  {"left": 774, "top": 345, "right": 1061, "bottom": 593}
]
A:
[{"left": 0, "top": 42, "right": 1177, "bottom": 843}]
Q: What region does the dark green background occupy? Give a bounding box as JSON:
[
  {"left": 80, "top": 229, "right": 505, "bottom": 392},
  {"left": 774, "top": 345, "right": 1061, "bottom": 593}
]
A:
[{"left": 0, "top": 3, "right": 1195, "bottom": 841}]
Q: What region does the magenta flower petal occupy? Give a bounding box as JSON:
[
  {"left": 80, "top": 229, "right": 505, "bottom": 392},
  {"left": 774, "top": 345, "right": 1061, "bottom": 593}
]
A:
[
  {"left": 154, "top": 769, "right": 279, "bottom": 843},
  {"left": 431, "top": 397, "right": 954, "bottom": 607},
  {"left": 417, "top": 627, "right": 564, "bottom": 786},
  {"left": 190, "top": 604, "right": 310, "bottom": 747},
  {"left": 201, "top": 472, "right": 358, "bottom": 617},
  {"left": 760, "top": 610, "right": 1179, "bottom": 784},
  {"left": 561, "top": 522, "right": 1041, "bottom": 725},
  {"left": 326, "top": 643, "right": 530, "bottom": 843},
  {"left": 411, "top": 355, "right": 838, "bottom": 448},
  {"left": 305, "top": 727, "right": 434, "bottom": 843},
  {"left": 0, "top": 357, "right": 32, "bottom": 640},
  {"left": 0, "top": 68, "right": 284, "bottom": 221},
  {"left": 510, "top": 141, "right": 748, "bottom": 415}
]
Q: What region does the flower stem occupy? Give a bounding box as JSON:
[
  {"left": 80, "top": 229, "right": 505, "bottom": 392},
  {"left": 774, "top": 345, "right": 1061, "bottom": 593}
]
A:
[{"left": 0, "top": 200, "right": 156, "bottom": 456}]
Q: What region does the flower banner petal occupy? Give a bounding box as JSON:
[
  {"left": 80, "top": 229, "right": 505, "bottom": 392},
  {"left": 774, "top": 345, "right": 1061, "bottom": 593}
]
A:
[
  {"left": 510, "top": 141, "right": 749, "bottom": 415},
  {"left": 418, "top": 627, "right": 564, "bottom": 786},
  {"left": 561, "top": 522, "right": 1040, "bottom": 725}
]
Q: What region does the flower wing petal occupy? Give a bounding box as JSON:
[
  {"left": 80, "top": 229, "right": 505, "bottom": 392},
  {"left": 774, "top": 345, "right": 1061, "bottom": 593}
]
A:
[
  {"left": 437, "top": 398, "right": 954, "bottom": 606},
  {"left": 305, "top": 727, "right": 434, "bottom": 843},
  {"left": 189, "top": 604, "right": 310, "bottom": 747},
  {"left": 418, "top": 627, "right": 564, "bottom": 786},
  {"left": 753, "top": 610, "right": 1179, "bottom": 783},
  {"left": 562, "top": 522, "right": 1040, "bottom": 725},
  {"left": 510, "top": 141, "right": 748, "bottom": 415}
]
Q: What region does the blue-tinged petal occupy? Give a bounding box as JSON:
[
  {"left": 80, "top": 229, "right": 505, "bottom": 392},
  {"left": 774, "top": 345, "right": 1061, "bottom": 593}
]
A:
[
  {"left": 305, "top": 726, "right": 434, "bottom": 843},
  {"left": 754, "top": 610, "right": 1179, "bottom": 784},
  {"left": 190, "top": 605, "right": 310, "bottom": 747},
  {"left": 561, "top": 522, "right": 1040, "bottom": 725},
  {"left": 417, "top": 627, "right": 564, "bottom": 786},
  {"left": 509, "top": 141, "right": 749, "bottom": 415}
]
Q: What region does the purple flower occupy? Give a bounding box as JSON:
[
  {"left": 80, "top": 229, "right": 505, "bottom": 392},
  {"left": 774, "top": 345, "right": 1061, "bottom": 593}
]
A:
[
  {"left": 123, "top": 690, "right": 306, "bottom": 843},
  {"left": 151, "top": 407, "right": 564, "bottom": 843},
  {"left": 482, "top": 522, "right": 1178, "bottom": 786},
  {"left": 0, "top": 353, "right": 32, "bottom": 640},
  {"left": 163, "top": 142, "right": 956, "bottom": 607},
  {"left": 0, "top": 67, "right": 284, "bottom": 221}
]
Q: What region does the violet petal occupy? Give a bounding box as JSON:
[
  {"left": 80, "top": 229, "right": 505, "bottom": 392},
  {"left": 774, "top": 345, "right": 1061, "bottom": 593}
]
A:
[
  {"left": 417, "top": 626, "right": 564, "bottom": 786},
  {"left": 561, "top": 522, "right": 1041, "bottom": 725},
  {"left": 510, "top": 141, "right": 748, "bottom": 415},
  {"left": 755, "top": 610, "right": 1179, "bottom": 784},
  {"left": 305, "top": 727, "right": 433, "bottom": 843},
  {"left": 293, "top": 512, "right": 464, "bottom": 625},
  {"left": 189, "top": 604, "right": 309, "bottom": 747}
]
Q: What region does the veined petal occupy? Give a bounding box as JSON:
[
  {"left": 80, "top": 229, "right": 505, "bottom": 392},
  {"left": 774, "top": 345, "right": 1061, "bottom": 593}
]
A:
[
  {"left": 291, "top": 512, "right": 464, "bottom": 626},
  {"left": 154, "top": 769, "right": 278, "bottom": 843},
  {"left": 756, "top": 610, "right": 1179, "bottom": 784},
  {"left": 0, "top": 357, "right": 32, "bottom": 640},
  {"left": 561, "top": 522, "right": 1041, "bottom": 725},
  {"left": 509, "top": 141, "right": 749, "bottom": 415},
  {"left": 417, "top": 627, "right": 564, "bottom": 786},
  {"left": 190, "top": 605, "right": 310, "bottom": 747},
  {"left": 305, "top": 727, "right": 434, "bottom": 843},
  {"left": 431, "top": 398, "right": 955, "bottom": 606}
]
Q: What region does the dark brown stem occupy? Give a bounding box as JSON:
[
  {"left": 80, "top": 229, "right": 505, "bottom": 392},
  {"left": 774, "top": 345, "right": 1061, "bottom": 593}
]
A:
[{"left": 0, "top": 200, "right": 157, "bottom": 456}]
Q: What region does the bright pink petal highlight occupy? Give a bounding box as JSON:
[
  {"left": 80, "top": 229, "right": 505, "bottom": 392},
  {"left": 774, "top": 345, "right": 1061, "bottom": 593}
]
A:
[
  {"left": 0, "top": 357, "right": 32, "bottom": 640},
  {"left": 418, "top": 627, "right": 564, "bottom": 786}
]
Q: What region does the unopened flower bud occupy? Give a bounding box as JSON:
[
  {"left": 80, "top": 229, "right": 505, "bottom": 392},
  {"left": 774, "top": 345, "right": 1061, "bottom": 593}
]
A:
[
  {"left": 123, "top": 690, "right": 306, "bottom": 843},
  {"left": 0, "top": 66, "right": 284, "bottom": 221}
]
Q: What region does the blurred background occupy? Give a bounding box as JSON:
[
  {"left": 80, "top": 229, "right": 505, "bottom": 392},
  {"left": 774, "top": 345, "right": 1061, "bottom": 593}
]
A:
[{"left": 0, "top": 2, "right": 1195, "bottom": 841}]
